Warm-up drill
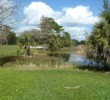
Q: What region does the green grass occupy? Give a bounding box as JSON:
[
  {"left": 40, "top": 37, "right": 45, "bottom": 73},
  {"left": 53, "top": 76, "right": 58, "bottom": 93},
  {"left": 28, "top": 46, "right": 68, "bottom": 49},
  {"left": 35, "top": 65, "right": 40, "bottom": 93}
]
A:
[
  {"left": 0, "top": 69, "right": 110, "bottom": 100},
  {"left": 0, "top": 45, "right": 110, "bottom": 100},
  {"left": 0, "top": 45, "right": 24, "bottom": 57}
]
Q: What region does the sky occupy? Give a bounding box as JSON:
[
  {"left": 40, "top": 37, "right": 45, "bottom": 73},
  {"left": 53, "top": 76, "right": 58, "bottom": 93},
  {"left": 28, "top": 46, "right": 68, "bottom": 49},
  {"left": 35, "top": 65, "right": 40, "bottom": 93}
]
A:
[{"left": 12, "top": 0, "right": 105, "bottom": 40}]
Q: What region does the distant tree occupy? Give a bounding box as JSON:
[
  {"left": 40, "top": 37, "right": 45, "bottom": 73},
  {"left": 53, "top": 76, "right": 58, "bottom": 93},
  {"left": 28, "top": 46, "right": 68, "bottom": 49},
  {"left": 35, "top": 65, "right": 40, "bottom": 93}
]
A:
[
  {"left": 72, "top": 39, "right": 79, "bottom": 46},
  {"left": 48, "top": 34, "right": 62, "bottom": 51},
  {"left": 40, "top": 16, "right": 64, "bottom": 51},
  {"left": 62, "top": 32, "right": 72, "bottom": 47},
  {"left": 7, "top": 31, "right": 16, "bottom": 45},
  {"left": 18, "top": 31, "right": 34, "bottom": 56},
  {"left": 40, "top": 16, "right": 63, "bottom": 35},
  {"left": 0, "top": 0, "right": 16, "bottom": 44},
  {"left": 24, "top": 29, "right": 41, "bottom": 45},
  {"left": 79, "top": 40, "right": 85, "bottom": 45},
  {"left": 0, "top": 25, "right": 11, "bottom": 44}
]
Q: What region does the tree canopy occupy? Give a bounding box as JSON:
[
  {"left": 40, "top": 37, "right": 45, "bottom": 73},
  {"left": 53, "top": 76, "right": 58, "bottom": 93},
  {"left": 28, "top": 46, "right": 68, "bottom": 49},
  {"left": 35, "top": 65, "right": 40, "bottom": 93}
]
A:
[{"left": 40, "top": 16, "right": 71, "bottom": 51}]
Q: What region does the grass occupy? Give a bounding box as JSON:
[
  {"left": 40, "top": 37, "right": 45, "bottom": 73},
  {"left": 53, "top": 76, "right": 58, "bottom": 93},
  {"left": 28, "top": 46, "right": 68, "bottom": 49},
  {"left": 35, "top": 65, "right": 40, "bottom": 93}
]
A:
[
  {"left": 50, "top": 45, "right": 87, "bottom": 56},
  {"left": 2, "top": 55, "right": 73, "bottom": 70},
  {"left": 0, "top": 69, "right": 110, "bottom": 100},
  {"left": 0, "top": 45, "right": 86, "bottom": 57},
  {"left": 0, "top": 45, "right": 110, "bottom": 100},
  {"left": 0, "top": 45, "right": 24, "bottom": 57}
]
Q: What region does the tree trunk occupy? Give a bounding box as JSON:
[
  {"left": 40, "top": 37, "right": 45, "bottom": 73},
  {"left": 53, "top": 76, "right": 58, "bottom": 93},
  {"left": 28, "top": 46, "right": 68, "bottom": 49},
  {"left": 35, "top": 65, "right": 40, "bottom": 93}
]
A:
[{"left": 25, "top": 46, "right": 30, "bottom": 56}]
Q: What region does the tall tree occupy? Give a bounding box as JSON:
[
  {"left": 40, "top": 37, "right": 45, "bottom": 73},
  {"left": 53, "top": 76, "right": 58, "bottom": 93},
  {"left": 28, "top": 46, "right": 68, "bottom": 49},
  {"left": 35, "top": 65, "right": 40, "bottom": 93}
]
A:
[
  {"left": 7, "top": 31, "right": 16, "bottom": 45},
  {"left": 87, "top": 0, "right": 110, "bottom": 66},
  {"left": 40, "top": 16, "right": 63, "bottom": 35},
  {"left": 40, "top": 16, "right": 64, "bottom": 51}
]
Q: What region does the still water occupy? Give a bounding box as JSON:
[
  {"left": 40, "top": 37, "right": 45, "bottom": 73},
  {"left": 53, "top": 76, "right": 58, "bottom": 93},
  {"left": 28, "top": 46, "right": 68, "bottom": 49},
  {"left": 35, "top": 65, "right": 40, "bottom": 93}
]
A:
[
  {"left": 49, "top": 53, "right": 110, "bottom": 68},
  {"left": 68, "top": 54, "right": 97, "bottom": 66}
]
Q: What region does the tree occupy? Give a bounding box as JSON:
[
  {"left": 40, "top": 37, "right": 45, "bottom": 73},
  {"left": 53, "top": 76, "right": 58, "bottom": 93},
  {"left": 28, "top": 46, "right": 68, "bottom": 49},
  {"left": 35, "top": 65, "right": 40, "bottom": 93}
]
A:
[
  {"left": 62, "top": 32, "right": 72, "bottom": 47},
  {"left": 40, "top": 16, "right": 64, "bottom": 51},
  {"left": 18, "top": 31, "right": 34, "bottom": 56},
  {"left": 87, "top": 0, "right": 110, "bottom": 66},
  {"left": 40, "top": 16, "right": 63, "bottom": 35},
  {"left": 0, "top": 25, "right": 11, "bottom": 44},
  {"left": 7, "top": 31, "right": 16, "bottom": 45},
  {"left": 0, "top": 0, "right": 16, "bottom": 25},
  {"left": 48, "top": 34, "right": 62, "bottom": 51},
  {"left": 0, "top": 0, "right": 16, "bottom": 44},
  {"left": 72, "top": 39, "right": 79, "bottom": 46}
]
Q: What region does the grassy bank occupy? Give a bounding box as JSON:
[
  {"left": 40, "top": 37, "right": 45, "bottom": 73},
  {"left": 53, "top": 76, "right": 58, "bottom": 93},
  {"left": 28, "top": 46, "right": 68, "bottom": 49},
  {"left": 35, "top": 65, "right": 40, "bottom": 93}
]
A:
[
  {"left": 0, "top": 45, "right": 24, "bottom": 57},
  {"left": 0, "top": 69, "right": 110, "bottom": 100}
]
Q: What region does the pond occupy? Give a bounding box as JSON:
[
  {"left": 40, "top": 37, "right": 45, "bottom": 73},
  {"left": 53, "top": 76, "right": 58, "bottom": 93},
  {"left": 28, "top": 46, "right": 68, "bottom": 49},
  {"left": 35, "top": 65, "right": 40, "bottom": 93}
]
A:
[
  {"left": 48, "top": 53, "right": 110, "bottom": 70},
  {"left": 0, "top": 52, "right": 110, "bottom": 71},
  {"left": 68, "top": 54, "right": 97, "bottom": 66}
]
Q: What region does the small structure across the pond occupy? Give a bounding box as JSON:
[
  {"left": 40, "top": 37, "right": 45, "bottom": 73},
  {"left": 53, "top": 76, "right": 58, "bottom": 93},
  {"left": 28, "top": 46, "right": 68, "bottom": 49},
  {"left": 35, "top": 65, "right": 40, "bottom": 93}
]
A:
[{"left": 30, "top": 46, "right": 47, "bottom": 50}]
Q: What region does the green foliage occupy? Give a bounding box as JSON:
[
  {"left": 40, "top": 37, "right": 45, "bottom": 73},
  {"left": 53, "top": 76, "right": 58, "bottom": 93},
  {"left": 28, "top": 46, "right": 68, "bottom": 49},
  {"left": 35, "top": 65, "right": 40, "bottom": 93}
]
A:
[
  {"left": 7, "top": 31, "right": 16, "bottom": 45},
  {"left": 18, "top": 32, "right": 35, "bottom": 55},
  {"left": 40, "top": 16, "right": 64, "bottom": 34},
  {"left": 101, "top": 0, "right": 110, "bottom": 23},
  {"left": 87, "top": 0, "right": 110, "bottom": 65},
  {"left": 72, "top": 39, "right": 79, "bottom": 46},
  {"left": 79, "top": 40, "right": 85, "bottom": 45},
  {"left": 48, "top": 34, "right": 62, "bottom": 51},
  {"left": 40, "top": 16, "right": 72, "bottom": 51},
  {"left": 62, "top": 32, "right": 72, "bottom": 47}
]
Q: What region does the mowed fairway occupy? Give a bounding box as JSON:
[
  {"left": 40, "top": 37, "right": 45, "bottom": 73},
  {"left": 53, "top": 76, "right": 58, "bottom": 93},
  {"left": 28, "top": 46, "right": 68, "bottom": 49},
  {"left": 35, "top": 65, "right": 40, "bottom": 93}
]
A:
[
  {"left": 0, "top": 45, "right": 18, "bottom": 57},
  {"left": 0, "top": 69, "right": 110, "bottom": 100}
]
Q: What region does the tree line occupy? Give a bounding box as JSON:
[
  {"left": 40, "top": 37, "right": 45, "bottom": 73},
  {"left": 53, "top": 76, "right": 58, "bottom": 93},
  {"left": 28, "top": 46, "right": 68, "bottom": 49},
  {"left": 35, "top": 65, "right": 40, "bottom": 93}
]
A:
[{"left": 18, "top": 16, "right": 72, "bottom": 55}]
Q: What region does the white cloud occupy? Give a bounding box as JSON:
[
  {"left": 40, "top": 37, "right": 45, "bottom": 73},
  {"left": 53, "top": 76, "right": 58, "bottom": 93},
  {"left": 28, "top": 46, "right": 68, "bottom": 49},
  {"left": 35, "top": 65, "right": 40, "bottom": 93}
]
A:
[
  {"left": 64, "top": 26, "right": 87, "bottom": 40},
  {"left": 15, "top": 2, "right": 100, "bottom": 40},
  {"left": 23, "top": 2, "right": 61, "bottom": 25},
  {"left": 58, "top": 6, "right": 99, "bottom": 26}
]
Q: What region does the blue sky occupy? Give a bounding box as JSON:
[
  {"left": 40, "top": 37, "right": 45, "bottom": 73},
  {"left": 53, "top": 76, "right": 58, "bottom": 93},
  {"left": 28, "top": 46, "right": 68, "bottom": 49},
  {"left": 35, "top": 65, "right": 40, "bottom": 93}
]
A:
[
  {"left": 14, "top": 0, "right": 105, "bottom": 40},
  {"left": 21, "top": 0, "right": 103, "bottom": 12}
]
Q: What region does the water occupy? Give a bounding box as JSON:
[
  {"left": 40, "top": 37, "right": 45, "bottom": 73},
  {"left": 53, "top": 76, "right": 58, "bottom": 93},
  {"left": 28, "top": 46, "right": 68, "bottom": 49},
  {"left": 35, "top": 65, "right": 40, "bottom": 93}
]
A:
[
  {"left": 68, "top": 54, "right": 97, "bottom": 66},
  {"left": 48, "top": 53, "right": 96, "bottom": 65},
  {"left": 48, "top": 53, "right": 110, "bottom": 70}
]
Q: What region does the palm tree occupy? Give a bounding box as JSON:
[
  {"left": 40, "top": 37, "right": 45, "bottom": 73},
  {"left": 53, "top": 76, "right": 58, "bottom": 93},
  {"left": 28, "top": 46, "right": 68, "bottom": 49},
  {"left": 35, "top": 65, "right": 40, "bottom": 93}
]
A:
[
  {"left": 18, "top": 32, "right": 34, "bottom": 56},
  {"left": 48, "top": 34, "right": 62, "bottom": 51},
  {"left": 87, "top": 0, "right": 110, "bottom": 65}
]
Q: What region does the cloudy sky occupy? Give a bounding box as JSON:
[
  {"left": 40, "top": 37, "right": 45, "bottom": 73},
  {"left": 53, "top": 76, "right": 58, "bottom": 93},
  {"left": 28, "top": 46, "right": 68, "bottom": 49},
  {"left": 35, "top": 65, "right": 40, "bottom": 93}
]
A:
[{"left": 13, "top": 0, "right": 104, "bottom": 41}]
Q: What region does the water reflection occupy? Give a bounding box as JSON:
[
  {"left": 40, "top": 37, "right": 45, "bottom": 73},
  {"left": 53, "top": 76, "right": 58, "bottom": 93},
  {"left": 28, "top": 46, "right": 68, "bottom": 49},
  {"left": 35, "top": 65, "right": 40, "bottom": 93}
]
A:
[
  {"left": 49, "top": 53, "right": 110, "bottom": 70},
  {"left": 48, "top": 53, "right": 96, "bottom": 66},
  {"left": 68, "top": 54, "right": 97, "bottom": 66}
]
